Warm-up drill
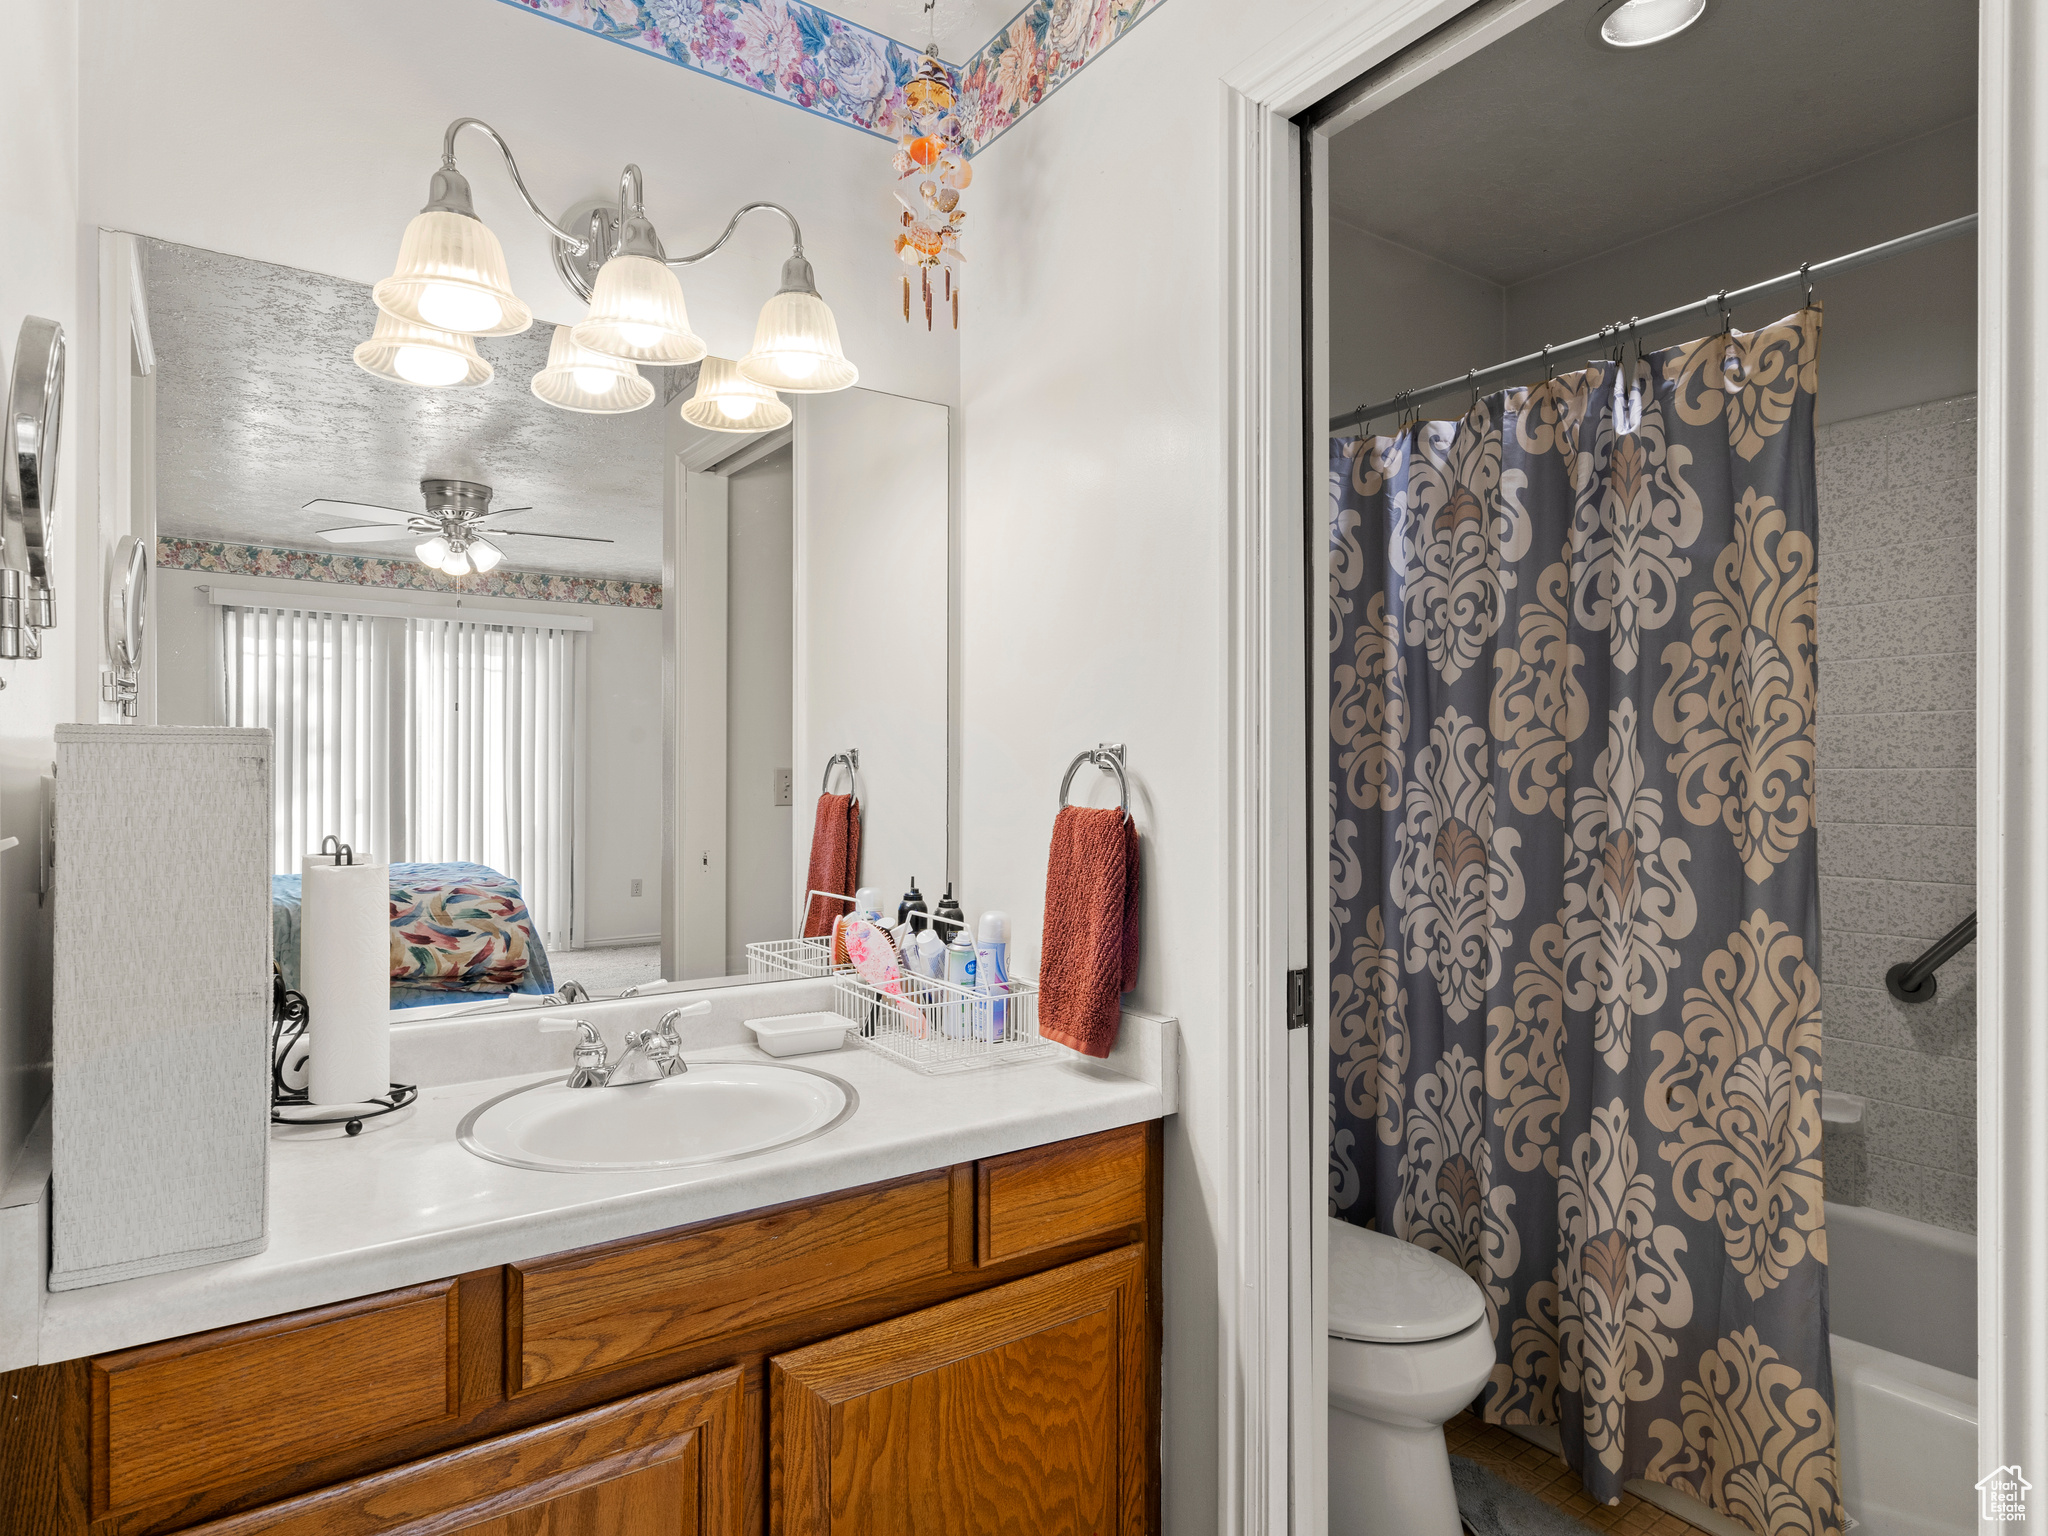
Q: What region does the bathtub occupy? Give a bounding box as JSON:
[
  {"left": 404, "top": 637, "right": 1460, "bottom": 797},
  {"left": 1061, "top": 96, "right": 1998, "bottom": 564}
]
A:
[
  {"left": 1505, "top": 1201, "right": 1977, "bottom": 1536},
  {"left": 1826, "top": 1201, "right": 1978, "bottom": 1536}
]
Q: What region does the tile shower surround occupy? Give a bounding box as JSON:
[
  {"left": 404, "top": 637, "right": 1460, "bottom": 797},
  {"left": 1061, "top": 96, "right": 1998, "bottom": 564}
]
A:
[{"left": 1815, "top": 394, "right": 1976, "bottom": 1234}]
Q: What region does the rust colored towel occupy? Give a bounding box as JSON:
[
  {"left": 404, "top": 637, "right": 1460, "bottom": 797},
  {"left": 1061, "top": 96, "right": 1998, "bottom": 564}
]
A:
[
  {"left": 802, "top": 793, "right": 862, "bottom": 938},
  {"left": 1039, "top": 806, "right": 1140, "bottom": 1058}
]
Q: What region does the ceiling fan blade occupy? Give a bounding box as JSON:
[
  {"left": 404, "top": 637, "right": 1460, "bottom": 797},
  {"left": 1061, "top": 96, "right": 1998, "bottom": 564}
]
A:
[
  {"left": 304, "top": 497, "right": 415, "bottom": 520},
  {"left": 487, "top": 505, "right": 534, "bottom": 516},
  {"left": 478, "top": 528, "right": 617, "bottom": 544},
  {"left": 318, "top": 524, "right": 418, "bottom": 544}
]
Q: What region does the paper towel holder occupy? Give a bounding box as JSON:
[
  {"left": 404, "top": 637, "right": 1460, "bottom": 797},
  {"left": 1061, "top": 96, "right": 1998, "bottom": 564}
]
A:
[
  {"left": 270, "top": 966, "right": 416, "bottom": 1137},
  {"left": 319, "top": 833, "right": 357, "bottom": 866}
]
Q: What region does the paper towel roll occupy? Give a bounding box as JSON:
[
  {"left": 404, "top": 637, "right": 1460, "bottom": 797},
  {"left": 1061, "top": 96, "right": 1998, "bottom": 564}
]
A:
[{"left": 302, "top": 852, "right": 391, "bottom": 1104}]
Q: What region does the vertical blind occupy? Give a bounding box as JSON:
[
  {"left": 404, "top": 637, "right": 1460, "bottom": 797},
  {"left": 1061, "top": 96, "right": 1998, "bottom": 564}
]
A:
[{"left": 219, "top": 601, "right": 586, "bottom": 948}]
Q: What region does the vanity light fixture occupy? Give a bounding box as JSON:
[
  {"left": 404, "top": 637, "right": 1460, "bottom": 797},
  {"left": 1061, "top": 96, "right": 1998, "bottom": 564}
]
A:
[
  {"left": 367, "top": 119, "right": 856, "bottom": 408},
  {"left": 682, "top": 355, "right": 793, "bottom": 433},
  {"left": 1592, "top": 0, "right": 1706, "bottom": 48},
  {"left": 529, "top": 325, "right": 655, "bottom": 413},
  {"left": 353, "top": 312, "right": 494, "bottom": 388},
  {"left": 740, "top": 255, "right": 859, "bottom": 392}
]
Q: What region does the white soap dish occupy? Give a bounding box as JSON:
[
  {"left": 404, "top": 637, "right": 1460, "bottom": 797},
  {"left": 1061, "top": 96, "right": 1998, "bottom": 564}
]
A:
[{"left": 746, "top": 1011, "right": 851, "bottom": 1057}]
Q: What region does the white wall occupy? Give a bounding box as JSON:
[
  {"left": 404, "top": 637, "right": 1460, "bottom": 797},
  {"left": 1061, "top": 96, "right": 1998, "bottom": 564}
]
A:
[
  {"left": 1504, "top": 120, "right": 1975, "bottom": 427},
  {"left": 957, "top": 1, "right": 1329, "bottom": 1526},
  {"left": 1329, "top": 219, "right": 1503, "bottom": 425},
  {"left": 0, "top": 0, "right": 81, "bottom": 1184},
  {"left": 151, "top": 566, "right": 663, "bottom": 946},
  {"left": 725, "top": 446, "right": 794, "bottom": 972}
]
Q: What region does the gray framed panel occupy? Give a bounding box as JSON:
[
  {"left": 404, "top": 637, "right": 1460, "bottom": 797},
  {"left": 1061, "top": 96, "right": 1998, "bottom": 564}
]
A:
[{"left": 51, "top": 725, "right": 272, "bottom": 1290}]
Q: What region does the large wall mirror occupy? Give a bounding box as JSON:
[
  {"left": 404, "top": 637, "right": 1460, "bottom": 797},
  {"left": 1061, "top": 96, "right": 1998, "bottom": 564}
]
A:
[{"left": 126, "top": 234, "right": 949, "bottom": 1013}]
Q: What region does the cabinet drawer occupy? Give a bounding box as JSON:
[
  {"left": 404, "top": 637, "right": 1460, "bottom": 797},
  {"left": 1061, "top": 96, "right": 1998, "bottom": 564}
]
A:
[
  {"left": 509, "top": 1172, "right": 954, "bottom": 1395},
  {"left": 976, "top": 1124, "right": 1149, "bottom": 1265},
  {"left": 90, "top": 1280, "right": 460, "bottom": 1516}
]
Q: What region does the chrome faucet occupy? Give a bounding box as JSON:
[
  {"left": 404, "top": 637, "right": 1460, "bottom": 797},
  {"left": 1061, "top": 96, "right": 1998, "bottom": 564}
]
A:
[
  {"left": 541, "top": 1002, "right": 710, "bottom": 1088},
  {"left": 545, "top": 980, "right": 592, "bottom": 1006}
]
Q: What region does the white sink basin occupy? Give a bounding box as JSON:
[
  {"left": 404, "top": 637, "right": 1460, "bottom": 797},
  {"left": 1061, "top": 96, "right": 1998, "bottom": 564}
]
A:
[{"left": 457, "top": 1060, "right": 858, "bottom": 1173}]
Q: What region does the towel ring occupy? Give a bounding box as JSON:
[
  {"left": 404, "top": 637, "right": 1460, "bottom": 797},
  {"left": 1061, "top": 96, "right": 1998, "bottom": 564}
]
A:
[
  {"left": 1059, "top": 744, "right": 1129, "bottom": 820},
  {"left": 821, "top": 748, "right": 859, "bottom": 797}
]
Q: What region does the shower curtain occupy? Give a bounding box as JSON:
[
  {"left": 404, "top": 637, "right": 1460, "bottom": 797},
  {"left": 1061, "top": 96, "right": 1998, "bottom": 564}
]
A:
[{"left": 1329, "top": 308, "right": 1839, "bottom": 1536}]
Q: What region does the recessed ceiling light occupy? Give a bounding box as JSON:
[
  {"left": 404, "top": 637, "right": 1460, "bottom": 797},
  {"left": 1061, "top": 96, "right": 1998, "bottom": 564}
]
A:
[{"left": 1593, "top": 0, "right": 1706, "bottom": 48}]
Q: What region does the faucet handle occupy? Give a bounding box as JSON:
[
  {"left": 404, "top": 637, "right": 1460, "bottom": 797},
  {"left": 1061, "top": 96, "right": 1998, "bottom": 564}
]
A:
[
  {"left": 540, "top": 1018, "right": 609, "bottom": 1087},
  {"left": 654, "top": 1000, "right": 711, "bottom": 1042}
]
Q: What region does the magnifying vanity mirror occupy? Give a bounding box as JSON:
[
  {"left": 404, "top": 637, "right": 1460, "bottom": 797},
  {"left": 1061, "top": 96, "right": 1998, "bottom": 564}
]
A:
[{"left": 123, "top": 234, "right": 949, "bottom": 1017}]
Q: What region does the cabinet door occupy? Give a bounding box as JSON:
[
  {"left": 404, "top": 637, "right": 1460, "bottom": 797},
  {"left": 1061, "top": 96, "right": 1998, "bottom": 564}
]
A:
[
  {"left": 771, "top": 1245, "right": 1152, "bottom": 1536},
  {"left": 172, "top": 1369, "right": 746, "bottom": 1536}
]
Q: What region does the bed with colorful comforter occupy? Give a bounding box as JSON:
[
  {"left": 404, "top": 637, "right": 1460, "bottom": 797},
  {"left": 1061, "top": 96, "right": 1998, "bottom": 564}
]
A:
[{"left": 271, "top": 861, "right": 556, "bottom": 1009}]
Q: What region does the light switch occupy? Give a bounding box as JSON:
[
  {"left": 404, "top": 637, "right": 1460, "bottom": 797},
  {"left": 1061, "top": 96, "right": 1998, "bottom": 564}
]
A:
[
  {"left": 630, "top": 878, "right": 643, "bottom": 897},
  {"left": 775, "top": 768, "right": 793, "bottom": 807}
]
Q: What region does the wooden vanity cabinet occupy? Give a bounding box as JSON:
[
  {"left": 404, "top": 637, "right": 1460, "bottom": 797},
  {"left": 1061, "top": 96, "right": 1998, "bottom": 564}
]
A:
[{"left": 0, "top": 1121, "right": 1161, "bottom": 1536}]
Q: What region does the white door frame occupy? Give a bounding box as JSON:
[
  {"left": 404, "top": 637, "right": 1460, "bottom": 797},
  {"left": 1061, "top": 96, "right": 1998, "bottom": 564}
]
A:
[
  {"left": 1974, "top": 0, "right": 2045, "bottom": 1510},
  {"left": 1223, "top": 0, "right": 2040, "bottom": 1528}
]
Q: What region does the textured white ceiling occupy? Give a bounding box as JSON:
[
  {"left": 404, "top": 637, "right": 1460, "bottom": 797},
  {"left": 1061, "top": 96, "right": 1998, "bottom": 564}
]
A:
[
  {"left": 145, "top": 238, "right": 692, "bottom": 582},
  {"left": 822, "top": 0, "right": 1020, "bottom": 60},
  {"left": 1327, "top": 0, "right": 1976, "bottom": 287}
]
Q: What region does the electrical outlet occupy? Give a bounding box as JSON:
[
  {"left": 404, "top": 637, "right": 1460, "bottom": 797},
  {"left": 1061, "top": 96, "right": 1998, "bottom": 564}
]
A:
[
  {"left": 630, "top": 878, "right": 643, "bottom": 897},
  {"left": 775, "top": 768, "right": 793, "bottom": 806}
]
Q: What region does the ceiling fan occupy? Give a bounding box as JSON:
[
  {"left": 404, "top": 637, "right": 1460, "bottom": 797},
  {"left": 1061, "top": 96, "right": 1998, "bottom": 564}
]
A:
[{"left": 311, "top": 478, "right": 613, "bottom": 577}]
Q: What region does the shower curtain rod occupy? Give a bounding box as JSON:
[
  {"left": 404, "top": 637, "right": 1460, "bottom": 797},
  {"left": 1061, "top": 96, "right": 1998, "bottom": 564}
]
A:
[{"left": 1329, "top": 212, "right": 1978, "bottom": 434}]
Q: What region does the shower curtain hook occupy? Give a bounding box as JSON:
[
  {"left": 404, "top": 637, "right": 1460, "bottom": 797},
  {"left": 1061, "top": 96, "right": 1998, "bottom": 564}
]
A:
[
  {"left": 1466, "top": 367, "right": 1480, "bottom": 413},
  {"left": 1800, "top": 261, "right": 1814, "bottom": 306},
  {"left": 1540, "top": 342, "right": 1555, "bottom": 382},
  {"left": 1716, "top": 289, "right": 1733, "bottom": 335},
  {"left": 1628, "top": 316, "right": 1644, "bottom": 372}
]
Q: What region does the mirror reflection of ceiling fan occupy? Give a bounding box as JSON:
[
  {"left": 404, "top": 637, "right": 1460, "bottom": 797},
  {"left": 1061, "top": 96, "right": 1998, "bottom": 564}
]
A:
[{"left": 310, "top": 478, "right": 614, "bottom": 577}]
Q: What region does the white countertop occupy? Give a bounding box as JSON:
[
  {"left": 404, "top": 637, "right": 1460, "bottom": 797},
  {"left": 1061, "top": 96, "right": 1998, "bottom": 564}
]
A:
[{"left": 29, "top": 983, "right": 1177, "bottom": 1365}]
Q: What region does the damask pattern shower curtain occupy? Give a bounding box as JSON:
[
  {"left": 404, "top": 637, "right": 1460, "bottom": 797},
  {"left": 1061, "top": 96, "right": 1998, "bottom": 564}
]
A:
[{"left": 1329, "top": 309, "right": 1839, "bottom": 1536}]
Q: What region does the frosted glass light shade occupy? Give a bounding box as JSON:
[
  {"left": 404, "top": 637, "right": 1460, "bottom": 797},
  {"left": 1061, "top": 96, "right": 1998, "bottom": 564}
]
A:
[
  {"left": 739, "top": 287, "right": 857, "bottom": 393},
  {"left": 373, "top": 210, "right": 532, "bottom": 337},
  {"left": 530, "top": 326, "right": 657, "bottom": 414},
  {"left": 572, "top": 254, "right": 706, "bottom": 365},
  {"left": 415, "top": 535, "right": 452, "bottom": 566},
  {"left": 681, "top": 355, "right": 792, "bottom": 433},
  {"left": 1597, "top": 0, "right": 1705, "bottom": 46},
  {"left": 467, "top": 537, "right": 504, "bottom": 573},
  {"left": 354, "top": 312, "right": 493, "bottom": 389}
]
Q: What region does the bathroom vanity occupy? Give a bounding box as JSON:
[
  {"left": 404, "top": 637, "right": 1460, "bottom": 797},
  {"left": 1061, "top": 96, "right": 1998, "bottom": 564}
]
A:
[{"left": 0, "top": 991, "right": 1175, "bottom": 1536}]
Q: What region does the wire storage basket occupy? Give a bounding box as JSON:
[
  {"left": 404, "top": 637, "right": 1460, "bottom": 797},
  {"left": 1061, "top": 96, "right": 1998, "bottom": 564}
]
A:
[
  {"left": 745, "top": 936, "right": 841, "bottom": 981},
  {"left": 833, "top": 968, "right": 1049, "bottom": 1074}
]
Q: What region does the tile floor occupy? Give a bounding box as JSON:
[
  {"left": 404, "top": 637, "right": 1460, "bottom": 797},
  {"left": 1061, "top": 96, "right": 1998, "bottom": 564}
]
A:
[{"left": 1447, "top": 1414, "right": 1708, "bottom": 1535}]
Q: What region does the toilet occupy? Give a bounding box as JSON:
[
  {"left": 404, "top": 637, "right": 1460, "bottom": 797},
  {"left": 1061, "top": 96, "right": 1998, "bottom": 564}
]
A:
[{"left": 1328, "top": 1217, "right": 1496, "bottom": 1536}]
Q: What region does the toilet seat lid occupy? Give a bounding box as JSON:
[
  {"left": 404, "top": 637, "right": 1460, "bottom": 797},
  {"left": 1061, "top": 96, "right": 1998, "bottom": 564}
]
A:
[{"left": 1328, "top": 1219, "right": 1487, "bottom": 1343}]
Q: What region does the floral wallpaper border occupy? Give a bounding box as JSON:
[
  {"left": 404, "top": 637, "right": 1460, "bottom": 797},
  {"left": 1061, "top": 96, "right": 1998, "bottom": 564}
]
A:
[
  {"left": 496, "top": 0, "right": 1172, "bottom": 156},
  {"left": 502, "top": 0, "right": 948, "bottom": 144},
  {"left": 156, "top": 539, "right": 663, "bottom": 610},
  {"left": 957, "top": 0, "right": 1167, "bottom": 156}
]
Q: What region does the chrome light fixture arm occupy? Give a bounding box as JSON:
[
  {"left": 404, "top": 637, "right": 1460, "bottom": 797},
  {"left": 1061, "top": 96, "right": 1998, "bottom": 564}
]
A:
[
  {"left": 665, "top": 202, "right": 806, "bottom": 268},
  {"left": 434, "top": 117, "right": 593, "bottom": 253}
]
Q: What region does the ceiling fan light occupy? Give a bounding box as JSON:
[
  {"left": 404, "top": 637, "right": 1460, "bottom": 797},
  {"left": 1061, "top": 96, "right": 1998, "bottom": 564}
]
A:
[
  {"left": 467, "top": 537, "right": 504, "bottom": 573},
  {"left": 415, "top": 534, "right": 452, "bottom": 566},
  {"left": 354, "top": 312, "right": 494, "bottom": 389},
  {"left": 530, "top": 325, "right": 657, "bottom": 414},
  {"left": 739, "top": 256, "right": 857, "bottom": 393},
  {"left": 439, "top": 549, "right": 474, "bottom": 577},
  {"left": 572, "top": 254, "right": 706, "bottom": 365},
  {"left": 680, "top": 355, "right": 793, "bottom": 433},
  {"left": 373, "top": 210, "right": 532, "bottom": 337}
]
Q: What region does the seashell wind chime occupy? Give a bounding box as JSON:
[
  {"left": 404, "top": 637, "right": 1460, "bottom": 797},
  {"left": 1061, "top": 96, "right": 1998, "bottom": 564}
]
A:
[{"left": 893, "top": 47, "right": 967, "bottom": 330}]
